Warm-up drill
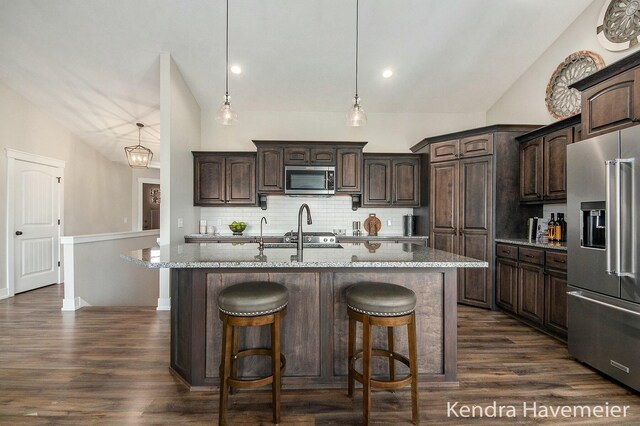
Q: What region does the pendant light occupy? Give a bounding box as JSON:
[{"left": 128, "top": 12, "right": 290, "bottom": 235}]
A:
[
  {"left": 216, "top": 0, "right": 237, "bottom": 125},
  {"left": 125, "top": 122, "right": 153, "bottom": 168},
  {"left": 347, "top": 0, "right": 367, "bottom": 127}
]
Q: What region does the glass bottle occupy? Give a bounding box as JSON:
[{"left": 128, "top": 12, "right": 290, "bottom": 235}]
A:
[{"left": 548, "top": 213, "right": 556, "bottom": 242}]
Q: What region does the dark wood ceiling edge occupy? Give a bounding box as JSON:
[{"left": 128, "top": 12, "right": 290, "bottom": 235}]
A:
[
  {"left": 515, "top": 114, "right": 581, "bottom": 142},
  {"left": 410, "top": 124, "right": 542, "bottom": 153},
  {"left": 569, "top": 49, "right": 640, "bottom": 91}
]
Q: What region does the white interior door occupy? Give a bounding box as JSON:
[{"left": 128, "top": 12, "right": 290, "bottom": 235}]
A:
[{"left": 13, "top": 160, "right": 61, "bottom": 293}]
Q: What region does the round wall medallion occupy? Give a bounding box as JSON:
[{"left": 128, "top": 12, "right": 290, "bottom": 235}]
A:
[
  {"left": 545, "top": 51, "right": 605, "bottom": 120},
  {"left": 597, "top": 0, "right": 640, "bottom": 51}
]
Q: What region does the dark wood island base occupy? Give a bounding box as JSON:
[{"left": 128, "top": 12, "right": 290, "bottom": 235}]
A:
[{"left": 169, "top": 268, "right": 458, "bottom": 391}]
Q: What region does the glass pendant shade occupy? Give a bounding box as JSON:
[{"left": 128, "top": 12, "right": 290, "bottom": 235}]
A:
[
  {"left": 125, "top": 123, "right": 153, "bottom": 168},
  {"left": 216, "top": 95, "right": 238, "bottom": 125},
  {"left": 347, "top": 96, "right": 367, "bottom": 127}
]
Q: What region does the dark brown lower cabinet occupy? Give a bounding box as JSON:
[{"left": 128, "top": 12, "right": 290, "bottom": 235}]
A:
[
  {"left": 496, "top": 258, "right": 518, "bottom": 313},
  {"left": 545, "top": 270, "right": 568, "bottom": 339},
  {"left": 495, "top": 243, "right": 567, "bottom": 341},
  {"left": 517, "top": 261, "right": 545, "bottom": 325}
]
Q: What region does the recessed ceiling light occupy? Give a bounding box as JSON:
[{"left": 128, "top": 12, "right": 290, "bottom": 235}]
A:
[
  {"left": 382, "top": 69, "right": 393, "bottom": 78},
  {"left": 230, "top": 65, "right": 242, "bottom": 74}
]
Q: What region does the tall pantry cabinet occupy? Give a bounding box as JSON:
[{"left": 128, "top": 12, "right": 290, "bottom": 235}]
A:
[{"left": 411, "top": 125, "right": 541, "bottom": 309}]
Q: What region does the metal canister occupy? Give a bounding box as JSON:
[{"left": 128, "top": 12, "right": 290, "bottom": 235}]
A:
[{"left": 403, "top": 214, "right": 416, "bottom": 236}]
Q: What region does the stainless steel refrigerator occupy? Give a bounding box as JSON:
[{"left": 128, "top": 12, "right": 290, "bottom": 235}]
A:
[{"left": 567, "top": 125, "right": 640, "bottom": 392}]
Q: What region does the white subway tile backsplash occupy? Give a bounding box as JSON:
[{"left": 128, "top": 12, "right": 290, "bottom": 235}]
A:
[
  {"left": 200, "top": 196, "right": 415, "bottom": 236},
  {"left": 543, "top": 204, "right": 567, "bottom": 219}
]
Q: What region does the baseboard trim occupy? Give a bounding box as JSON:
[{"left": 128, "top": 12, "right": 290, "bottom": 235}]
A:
[
  {"left": 61, "top": 297, "right": 90, "bottom": 311},
  {"left": 0, "top": 287, "right": 9, "bottom": 300},
  {"left": 157, "top": 297, "right": 171, "bottom": 311}
]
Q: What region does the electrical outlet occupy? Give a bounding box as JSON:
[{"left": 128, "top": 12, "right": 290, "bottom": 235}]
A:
[
  {"left": 177, "top": 218, "right": 183, "bottom": 228},
  {"left": 124, "top": 217, "right": 128, "bottom": 223},
  {"left": 387, "top": 219, "right": 392, "bottom": 226}
]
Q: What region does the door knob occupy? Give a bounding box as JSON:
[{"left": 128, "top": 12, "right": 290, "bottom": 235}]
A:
[{"left": 15, "top": 231, "right": 23, "bottom": 236}]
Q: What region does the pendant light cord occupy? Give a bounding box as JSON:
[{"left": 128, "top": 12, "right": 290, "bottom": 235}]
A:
[
  {"left": 225, "top": 0, "right": 229, "bottom": 97},
  {"left": 355, "top": 0, "right": 359, "bottom": 98}
]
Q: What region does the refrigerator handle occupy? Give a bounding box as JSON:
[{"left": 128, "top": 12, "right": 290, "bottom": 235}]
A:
[
  {"left": 617, "top": 158, "right": 634, "bottom": 278},
  {"left": 616, "top": 159, "right": 622, "bottom": 276},
  {"left": 605, "top": 160, "right": 616, "bottom": 275}
]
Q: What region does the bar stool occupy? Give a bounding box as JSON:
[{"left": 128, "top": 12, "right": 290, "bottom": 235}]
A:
[
  {"left": 346, "top": 282, "right": 419, "bottom": 425},
  {"left": 218, "top": 281, "right": 288, "bottom": 425}
]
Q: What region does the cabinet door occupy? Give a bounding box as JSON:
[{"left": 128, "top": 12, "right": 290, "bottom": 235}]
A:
[
  {"left": 430, "top": 160, "right": 458, "bottom": 253},
  {"left": 362, "top": 158, "right": 392, "bottom": 206},
  {"left": 459, "top": 133, "right": 494, "bottom": 158},
  {"left": 429, "top": 140, "right": 458, "bottom": 163},
  {"left": 545, "top": 270, "right": 568, "bottom": 339},
  {"left": 257, "top": 146, "right": 284, "bottom": 193},
  {"left": 543, "top": 128, "right": 572, "bottom": 201},
  {"left": 518, "top": 262, "right": 545, "bottom": 325},
  {"left": 310, "top": 148, "right": 336, "bottom": 165},
  {"left": 496, "top": 258, "right": 518, "bottom": 313},
  {"left": 194, "top": 155, "right": 225, "bottom": 205},
  {"left": 284, "top": 147, "right": 309, "bottom": 165},
  {"left": 582, "top": 68, "right": 640, "bottom": 138},
  {"left": 458, "top": 157, "right": 492, "bottom": 308},
  {"left": 392, "top": 157, "right": 420, "bottom": 206},
  {"left": 336, "top": 148, "right": 362, "bottom": 193},
  {"left": 225, "top": 156, "right": 256, "bottom": 205},
  {"left": 519, "top": 138, "right": 543, "bottom": 202}
]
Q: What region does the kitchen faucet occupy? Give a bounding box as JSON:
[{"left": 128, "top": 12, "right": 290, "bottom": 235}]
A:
[
  {"left": 297, "top": 203, "right": 312, "bottom": 257},
  {"left": 258, "top": 216, "right": 268, "bottom": 250}
]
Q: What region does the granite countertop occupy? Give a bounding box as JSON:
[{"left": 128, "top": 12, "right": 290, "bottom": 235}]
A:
[
  {"left": 495, "top": 238, "right": 567, "bottom": 251},
  {"left": 123, "top": 242, "right": 487, "bottom": 269},
  {"left": 184, "top": 233, "right": 428, "bottom": 241}
]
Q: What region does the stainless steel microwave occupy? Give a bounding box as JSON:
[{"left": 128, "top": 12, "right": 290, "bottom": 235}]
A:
[{"left": 284, "top": 166, "right": 335, "bottom": 195}]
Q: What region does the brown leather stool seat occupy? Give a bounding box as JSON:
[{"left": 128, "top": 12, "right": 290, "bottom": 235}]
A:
[
  {"left": 218, "top": 282, "right": 288, "bottom": 425},
  {"left": 346, "top": 282, "right": 419, "bottom": 425}
]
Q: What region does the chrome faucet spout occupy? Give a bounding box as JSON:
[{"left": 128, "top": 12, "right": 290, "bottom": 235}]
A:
[
  {"left": 297, "top": 204, "right": 312, "bottom": 256},
  {"left": 259, "top": 216, "right": 267, "bottom": 250}
]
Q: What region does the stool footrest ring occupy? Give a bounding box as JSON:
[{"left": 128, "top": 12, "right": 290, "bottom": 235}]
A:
[
  {"left": 349, "top": 348, "right": 413, "bottom": 390},
  {"left": 221, "top": 348, "right": 286, "bottom": 389}
]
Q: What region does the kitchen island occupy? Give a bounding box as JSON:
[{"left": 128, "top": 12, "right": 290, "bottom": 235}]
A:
[{"left": 123, "top": 242, "right": 486, "bottom": 390}]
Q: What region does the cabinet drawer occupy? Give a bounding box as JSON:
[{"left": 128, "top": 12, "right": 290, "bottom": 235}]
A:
[
  {"left": 429, "top": 140, "right": 458, "bottom": 163},
  {"left": 519, "top": 247, "right": 544, "bottom": 265},
  {"left": 545, "top": 250, "right": 567, "bottom": 271},
  {"left": 284, "top": 147, "right": 309, "bottom": 164},
  {"left": 496, "top": 243, "right": 517, "bottom": 260},
  {"left": 459, "top": 133, "right": 493, "bottom": 158}
]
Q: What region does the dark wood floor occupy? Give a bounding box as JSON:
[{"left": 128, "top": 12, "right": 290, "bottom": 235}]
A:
[{"left": 0, "top": 284, "right": 638, "bottom": 425}]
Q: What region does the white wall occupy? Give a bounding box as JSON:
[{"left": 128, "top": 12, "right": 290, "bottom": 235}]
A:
[
  {"left": 201, "top": 110, "right": 486, "bottom": 152},
  {"left": 487, "top": 0, "right": 640, "bottom": 125},
  {"left": 0, "top": 81, "right": 134, "bottom": 297}
]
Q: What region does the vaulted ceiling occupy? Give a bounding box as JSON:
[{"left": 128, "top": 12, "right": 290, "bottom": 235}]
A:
[{"left": 0, "top": 0, "right": 593, "bottom": 163}]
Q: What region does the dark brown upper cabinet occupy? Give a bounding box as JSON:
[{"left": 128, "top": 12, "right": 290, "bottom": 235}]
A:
[
  {"left": 519, "top": 138, "right": 543, "bottom": 202},
  {"left": 518, "top": 116, "right": 576, "bottom": 203},
  {"left": 581, "top": 68, "right": 640, "bottom": 139},
  {"left": 257, "top": 146, "right": 284, "bottom": 193},
  {"left": 429, "top": 133, "right": 494, "bottom": 163},
  {"left": 336, "top": 148, "right": 362, "bottom": 193},
  {"left": 193, "top": 152, "right": 256, "bottom": 206},
  {"left": 362, "top": 155, "right": 420, "bottom": 207},
  {"left": 253, "top": 141, "right": 366, "bottom": 195},
  {"left": 284, "top": 147, "right": 336, "bottom": 165}
]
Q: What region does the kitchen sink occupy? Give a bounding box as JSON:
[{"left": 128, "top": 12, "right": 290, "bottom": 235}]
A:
[{"left": 263, "top": 243, "right": 343, "bottom": 249}]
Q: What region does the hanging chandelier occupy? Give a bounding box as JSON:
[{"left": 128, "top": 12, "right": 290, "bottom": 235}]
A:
[
  {"left": 347, "top": 0, "right": 367, "bottom": 127},
  {"left": 125, "top": 122, "right": 153, "bottom": 168},
  {"left": 216, "top": 0, "right": 237, "bottom": 125}
]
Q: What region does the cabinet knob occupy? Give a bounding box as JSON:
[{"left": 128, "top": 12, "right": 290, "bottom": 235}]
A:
[{"left": 15, "top": 231, "right": 23, "bottom": 236}]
